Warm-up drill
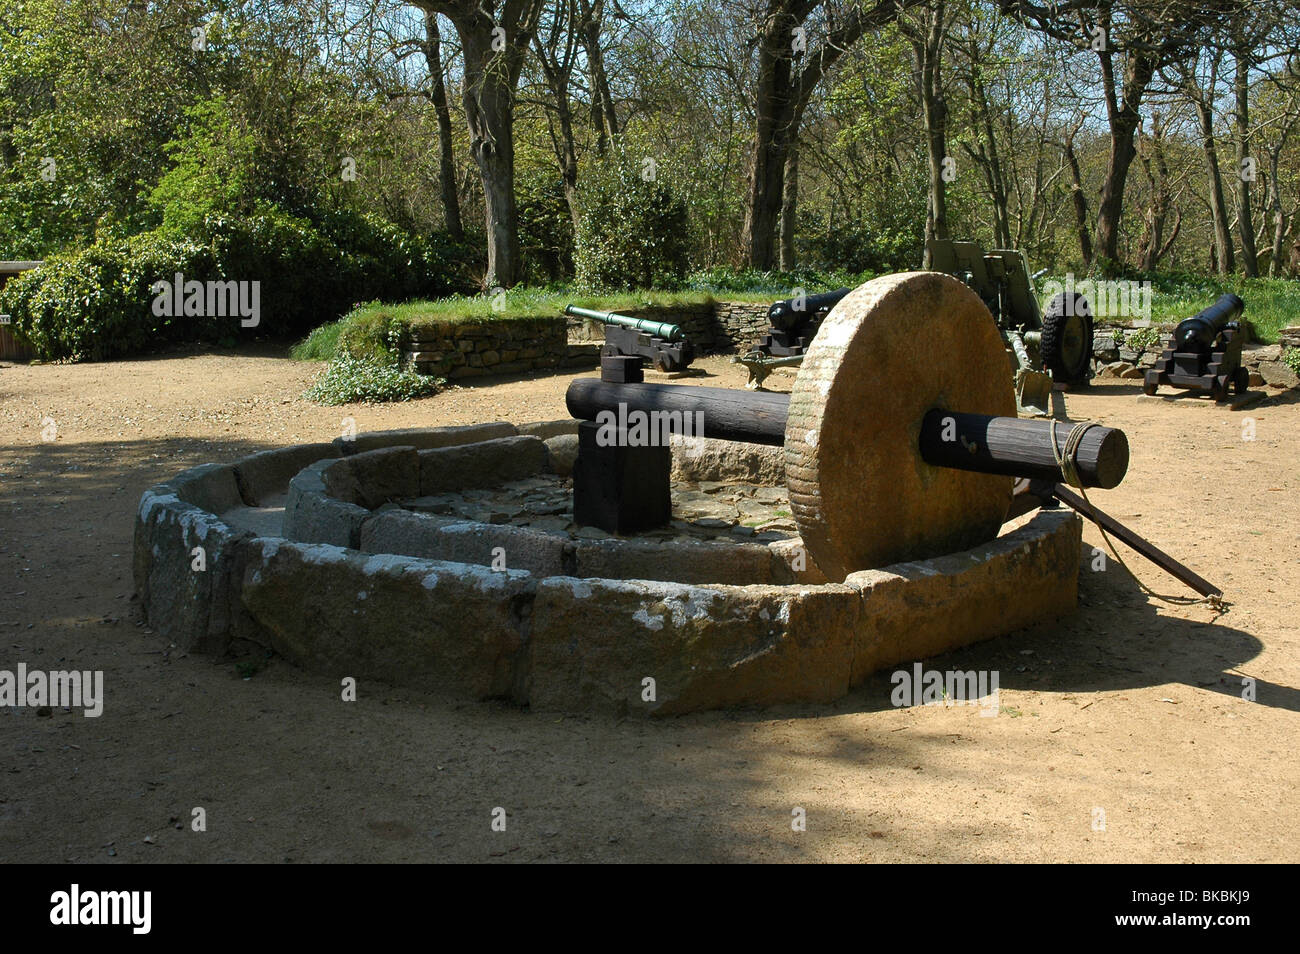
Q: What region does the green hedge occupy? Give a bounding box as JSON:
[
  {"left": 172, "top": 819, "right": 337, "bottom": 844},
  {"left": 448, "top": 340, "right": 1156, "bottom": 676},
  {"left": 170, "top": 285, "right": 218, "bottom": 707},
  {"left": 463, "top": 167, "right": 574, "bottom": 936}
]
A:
[
  {"left": 0, "top": 209, "right": 475, "bottom": 362},
  {"left": 1, "top": 232, "right": 214, "bottom": 361}
]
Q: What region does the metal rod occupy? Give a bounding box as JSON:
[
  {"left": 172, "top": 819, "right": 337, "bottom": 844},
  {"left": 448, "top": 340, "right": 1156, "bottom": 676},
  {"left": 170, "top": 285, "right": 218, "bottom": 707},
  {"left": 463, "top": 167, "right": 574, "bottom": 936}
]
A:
[{"left": 1051, "top": 484, "right": 1222, "bottom": 598}]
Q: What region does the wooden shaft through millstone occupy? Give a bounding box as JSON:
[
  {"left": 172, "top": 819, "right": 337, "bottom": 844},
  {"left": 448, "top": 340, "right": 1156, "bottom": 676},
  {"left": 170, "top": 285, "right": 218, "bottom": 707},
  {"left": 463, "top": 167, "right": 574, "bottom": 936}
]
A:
[
  {"left": 918, "top": 409, "right": 1129, "bottom": 489},
  {"left": 565, "top": 378, "right": 1128, "bottom": 490},
  {"left": 565, "top": 379, "right": 788, "bottom": 446}
]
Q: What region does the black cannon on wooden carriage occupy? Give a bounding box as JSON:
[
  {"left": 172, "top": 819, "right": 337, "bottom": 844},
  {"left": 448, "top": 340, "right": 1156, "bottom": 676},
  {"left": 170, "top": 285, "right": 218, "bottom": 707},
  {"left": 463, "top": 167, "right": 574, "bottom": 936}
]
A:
[
  {"left": 1144, "top": 294, "right": 1249, "bottom": 401},
  {"left": 760, "top": 287, "right": 851, "bottom": 357}
]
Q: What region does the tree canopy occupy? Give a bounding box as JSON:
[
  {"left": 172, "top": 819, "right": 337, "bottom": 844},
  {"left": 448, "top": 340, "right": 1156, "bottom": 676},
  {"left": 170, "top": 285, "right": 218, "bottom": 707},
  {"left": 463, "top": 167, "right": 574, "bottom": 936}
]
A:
[{"left": 4, "top": 0, "right": 1300, "bottom": 290}]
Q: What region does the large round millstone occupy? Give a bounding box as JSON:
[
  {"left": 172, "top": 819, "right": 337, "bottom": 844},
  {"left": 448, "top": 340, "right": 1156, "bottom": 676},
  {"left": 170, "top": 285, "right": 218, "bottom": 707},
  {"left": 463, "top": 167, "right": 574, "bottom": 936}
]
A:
[{"left": 785, "top": 271, "right": 1018, "bottom": 581}]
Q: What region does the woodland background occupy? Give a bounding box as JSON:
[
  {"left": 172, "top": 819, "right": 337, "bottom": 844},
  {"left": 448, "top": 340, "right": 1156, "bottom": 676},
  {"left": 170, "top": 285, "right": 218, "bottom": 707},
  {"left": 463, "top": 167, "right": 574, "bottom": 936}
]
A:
[{"left": 3, "top": 1, "right": 1299, "bottom": 359}]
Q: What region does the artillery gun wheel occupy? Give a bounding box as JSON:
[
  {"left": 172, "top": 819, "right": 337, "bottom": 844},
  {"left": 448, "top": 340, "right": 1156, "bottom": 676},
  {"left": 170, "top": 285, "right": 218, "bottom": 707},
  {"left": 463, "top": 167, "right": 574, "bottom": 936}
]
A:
[
  {"left": 1233, "top": 366, "right": 1250, "bottom": 395},
  {"left": 1041, "top": 292, "right": 1093, "bottom": 385}
]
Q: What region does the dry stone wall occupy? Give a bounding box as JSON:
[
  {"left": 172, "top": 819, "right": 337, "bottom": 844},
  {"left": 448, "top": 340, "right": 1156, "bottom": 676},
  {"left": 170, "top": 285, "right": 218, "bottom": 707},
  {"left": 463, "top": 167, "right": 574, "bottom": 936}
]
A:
[{"left": 403, "top": 318, "right": 581, "bottom": 380}]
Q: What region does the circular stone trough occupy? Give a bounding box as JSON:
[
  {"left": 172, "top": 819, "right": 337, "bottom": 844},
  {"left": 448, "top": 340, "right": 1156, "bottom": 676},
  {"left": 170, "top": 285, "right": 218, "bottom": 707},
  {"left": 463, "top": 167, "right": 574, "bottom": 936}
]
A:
[{"left": 133, "top": 420, "right": 1081, "bottom": 715}]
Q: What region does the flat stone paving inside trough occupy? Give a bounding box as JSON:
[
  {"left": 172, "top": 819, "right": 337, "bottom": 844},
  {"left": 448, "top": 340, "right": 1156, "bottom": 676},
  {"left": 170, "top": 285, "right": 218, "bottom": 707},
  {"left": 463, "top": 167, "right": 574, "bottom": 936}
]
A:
[{"left": 401, "top": 476, "right": 798, "bottom": 542}]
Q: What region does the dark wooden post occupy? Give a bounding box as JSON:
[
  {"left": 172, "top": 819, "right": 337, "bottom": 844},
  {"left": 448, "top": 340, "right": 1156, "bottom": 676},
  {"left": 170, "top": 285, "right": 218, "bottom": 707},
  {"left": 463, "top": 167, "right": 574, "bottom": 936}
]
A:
[{"left": 572, "top": 421, "right": 671, "bottom": 534}]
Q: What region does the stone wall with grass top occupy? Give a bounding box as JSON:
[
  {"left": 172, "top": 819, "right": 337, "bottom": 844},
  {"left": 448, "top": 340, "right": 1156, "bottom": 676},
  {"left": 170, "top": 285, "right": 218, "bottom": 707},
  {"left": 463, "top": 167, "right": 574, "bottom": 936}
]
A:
[
  {"left": 404, "top": 301, "right": 775, "bottom": 379},
  {"left": 401, "top": 317, "right": 585, "bottom": 379}
]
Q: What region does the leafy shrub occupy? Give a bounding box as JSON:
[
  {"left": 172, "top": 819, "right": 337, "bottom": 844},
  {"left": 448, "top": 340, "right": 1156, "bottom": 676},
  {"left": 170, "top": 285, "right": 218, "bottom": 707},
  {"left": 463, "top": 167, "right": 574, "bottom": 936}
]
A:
[
  {"left": 147, "top": 96, "right": 261, "bottom": 235},
  {"left": 575, "top": 156, "right": 691, "bottom": 290},
  {"left": 196, "top": 208, "right": 471, "bottom": 340},
  {"left": 1125, "top": 326, "right": 1161, "bottom": 351},
  {"left": 1283, "top": 347, "right": 1300, "bottom": 376},
  {"left": 198, "top": 210, "right": 341, "bottom": 338},
  {"left": 516, "top": 163, "right": 574, "bottom": 282},
  {"left": 313, "top": 207, "right": 478, "bottom": 303},
  {"left": 686, "top": 265, "right": 874, "bottom": 296},
  {"left": 303, "top": 354, "right": 443, "bottom": 405},
  {"left": 0, "top": 218, "right": 329, "bottom": 361},
  {"left": 802, "top": 213, "right": 924, "bottom": 274},
  {"left": 797, "top": 175, "right": 925, "bottom": 273}
]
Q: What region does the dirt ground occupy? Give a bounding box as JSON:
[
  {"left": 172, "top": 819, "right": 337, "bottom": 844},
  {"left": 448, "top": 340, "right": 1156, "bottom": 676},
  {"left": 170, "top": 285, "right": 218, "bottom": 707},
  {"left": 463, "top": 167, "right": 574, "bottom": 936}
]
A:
[{"left": 1, "top": 346, "right": 1296, "bottom": 863}]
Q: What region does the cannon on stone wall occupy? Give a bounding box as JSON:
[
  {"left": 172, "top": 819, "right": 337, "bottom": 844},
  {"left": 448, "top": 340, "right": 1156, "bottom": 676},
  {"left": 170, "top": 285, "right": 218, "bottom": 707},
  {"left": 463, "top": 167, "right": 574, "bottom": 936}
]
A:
[{"left": 564, "top": 304, "right": 695, "bottom": 373}]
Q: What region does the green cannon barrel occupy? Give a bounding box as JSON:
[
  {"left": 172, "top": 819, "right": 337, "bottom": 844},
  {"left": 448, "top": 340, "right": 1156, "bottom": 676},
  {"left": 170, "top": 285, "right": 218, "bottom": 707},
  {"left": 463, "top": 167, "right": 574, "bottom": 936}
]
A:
[{"left": 564, "top": 305, "right": 683, "bottom": 341}]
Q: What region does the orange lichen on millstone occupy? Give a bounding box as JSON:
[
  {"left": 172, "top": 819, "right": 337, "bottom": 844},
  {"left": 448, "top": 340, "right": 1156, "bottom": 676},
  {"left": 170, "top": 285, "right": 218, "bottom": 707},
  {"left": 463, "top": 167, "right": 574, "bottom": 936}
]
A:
[{"left": 784, "top": 272, "right": 1017, "bottom": 582}]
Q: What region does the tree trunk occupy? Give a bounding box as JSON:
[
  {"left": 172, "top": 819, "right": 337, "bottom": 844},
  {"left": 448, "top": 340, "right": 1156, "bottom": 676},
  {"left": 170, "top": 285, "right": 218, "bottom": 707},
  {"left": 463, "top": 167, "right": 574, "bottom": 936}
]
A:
[
  {"left": 465, "top": 36, "right": 520, "bottom": 286},
  {"left": 779, "top": 144, "right": 799, "bottom": 270},
  {"left": 1234, "top": 49, "right": 1258, "bottom": 276},
  {"left": 742, "top": 6, "right": 798, "bottom": 270},
  {"left": 919, "top": 5, "right": 950, "bottom": 265},
  {"left": 1136, "top": 111, "right": 1177, "bottom": 271},
  {"left": 1193, "top": 96, "right": 1235, "bottom": 275},
  {"left": 454, "top": 12, "right": 529, "bottom": 288},
  {"left": 1010, "top": 2, "right": 1214, "bottom": 267},
  {"left": 1268, "top": 149, "right": 1286, "bottom": 277},
  {"left": 1094, "top": 51, "right": 1153, "bottom": 267},
  {"left": 532, "top": 4, "right": 583, "bottom": 236},
  {"left": 964, "top": 67, "right": 1010, "bottom": 248},
  {"left": 423, "top": 13, "right": 463, "bottom": 241},
  {"left": 425, "top": 1, "right": 542, "bottom": 288},
  {"left": 1063, "top": 125, "right": 1093, "bottom": 268},
  {"left": 741, "top": 0, "right": 902, "bottom": 269},
  {"left": 547, "top": 84, "right": 582, "bottom": 234},
  {"left": 576, "top": 0, "right": 618, "bottom": 155}
]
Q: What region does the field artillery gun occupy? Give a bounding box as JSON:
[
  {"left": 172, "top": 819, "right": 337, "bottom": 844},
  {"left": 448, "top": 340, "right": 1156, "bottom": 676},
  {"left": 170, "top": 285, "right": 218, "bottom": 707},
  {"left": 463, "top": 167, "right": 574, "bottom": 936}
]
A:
[
  {"left": 926, "top": 239, "right": 1094, "bottom": 413},
  {"left": 564, "top": 305, "right": 695, "bottom": 373},
  {"left": 1143, "top": 294, "right": 1249, "bottom": 402}
]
